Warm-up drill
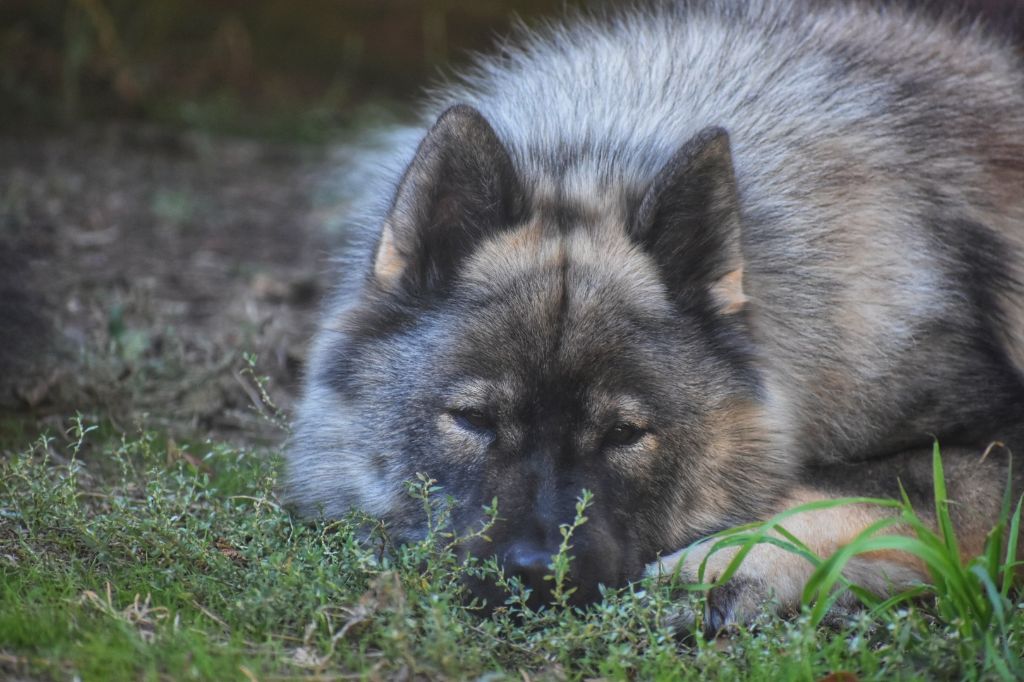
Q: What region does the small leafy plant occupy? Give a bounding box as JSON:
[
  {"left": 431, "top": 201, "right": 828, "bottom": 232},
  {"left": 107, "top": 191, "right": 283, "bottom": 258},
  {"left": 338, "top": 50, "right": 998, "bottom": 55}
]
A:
[
  {"left": 2, "top": 420, "right": 1022, "bottom": 680},
  {"left": 547, "top": 488, "right": 594, "bottom": 608}
]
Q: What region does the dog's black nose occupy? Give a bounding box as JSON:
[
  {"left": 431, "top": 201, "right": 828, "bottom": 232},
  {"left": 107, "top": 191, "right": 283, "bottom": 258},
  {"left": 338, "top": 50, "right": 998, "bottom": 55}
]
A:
[{"left": 503, "top": 542, "right": 553, "bottom": 593}]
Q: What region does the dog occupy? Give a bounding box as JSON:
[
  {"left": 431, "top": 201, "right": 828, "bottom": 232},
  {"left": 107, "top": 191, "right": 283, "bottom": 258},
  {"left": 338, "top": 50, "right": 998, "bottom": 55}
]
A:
[{"left": 286, "top": 0, "right": 1024, "bottom": 629}]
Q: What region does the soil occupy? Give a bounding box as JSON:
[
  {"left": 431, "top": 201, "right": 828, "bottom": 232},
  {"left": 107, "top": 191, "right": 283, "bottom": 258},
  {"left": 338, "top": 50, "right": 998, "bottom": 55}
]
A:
[{"left": 0, "top": 124, "right": 346, "bottom": 446}]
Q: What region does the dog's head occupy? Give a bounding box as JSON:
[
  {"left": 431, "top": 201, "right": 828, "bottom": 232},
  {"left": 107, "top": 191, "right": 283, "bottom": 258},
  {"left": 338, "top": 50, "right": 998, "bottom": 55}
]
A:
[{"left": 289, "top": 105, "right": 789, "bottom": 607}]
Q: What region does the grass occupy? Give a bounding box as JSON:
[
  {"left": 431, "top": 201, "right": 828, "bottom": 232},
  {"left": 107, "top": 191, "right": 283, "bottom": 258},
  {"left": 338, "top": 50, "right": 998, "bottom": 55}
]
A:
[{"left": 1, "top": 417, "right": 1022, "bottom": 681}]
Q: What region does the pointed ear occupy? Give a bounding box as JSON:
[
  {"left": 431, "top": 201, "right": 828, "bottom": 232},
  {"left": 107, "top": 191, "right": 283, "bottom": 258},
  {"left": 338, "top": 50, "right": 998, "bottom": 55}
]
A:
[
  {"left": 373, "top": 104, "right": 524, "bottom": 292},
  {"left": 635, "top": 127, "right": 747, "bottom": 314}
]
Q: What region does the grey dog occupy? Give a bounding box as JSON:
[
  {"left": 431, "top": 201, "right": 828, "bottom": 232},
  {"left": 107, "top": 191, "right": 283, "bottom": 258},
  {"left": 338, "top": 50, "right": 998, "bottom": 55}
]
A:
[{"left": 287, "top": 0, "right": 1024, "bottom": 629}]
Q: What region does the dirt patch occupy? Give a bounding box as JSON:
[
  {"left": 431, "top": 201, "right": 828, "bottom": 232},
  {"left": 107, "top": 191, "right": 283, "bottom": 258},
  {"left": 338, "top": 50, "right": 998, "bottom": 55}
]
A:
[{"left": 0, "top": 124, "right": 345, "bottom": 445}]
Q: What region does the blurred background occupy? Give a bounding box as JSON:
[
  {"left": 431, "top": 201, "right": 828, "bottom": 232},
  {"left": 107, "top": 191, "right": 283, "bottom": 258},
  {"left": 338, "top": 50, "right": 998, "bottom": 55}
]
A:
[
  {"left": 0, "top": 0, "right": 1021, "bottom": 448},
  {"left": 1, "top": 0, "right": 591, "bottom": 138}
]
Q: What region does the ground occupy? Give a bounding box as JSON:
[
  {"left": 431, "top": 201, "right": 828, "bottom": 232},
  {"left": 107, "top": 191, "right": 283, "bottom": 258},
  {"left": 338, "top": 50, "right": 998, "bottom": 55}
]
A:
[
  {"left": 0, "top": 124, "right": 332, "bottom": 443},
  {"left": 0, "top": 125, "right": 1022, "bottom": 681}
]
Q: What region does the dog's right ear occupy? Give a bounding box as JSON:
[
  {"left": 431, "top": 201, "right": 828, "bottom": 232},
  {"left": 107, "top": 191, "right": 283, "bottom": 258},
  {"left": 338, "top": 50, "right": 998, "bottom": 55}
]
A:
[{"left": 373, "top": 105, "right": 524, "bottom": 293}]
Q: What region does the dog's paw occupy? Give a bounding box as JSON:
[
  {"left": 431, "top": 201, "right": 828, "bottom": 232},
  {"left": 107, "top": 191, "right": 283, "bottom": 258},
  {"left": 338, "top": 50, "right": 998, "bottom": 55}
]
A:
[
  {"left": 648, "top": 538, "right": 910, "bottom": 635},
  {"left": 701, "top": 577, "right": 773, "bottom": 635},
  {"left": 648, "top": 539, "right": 805, "bottom": 634},
  {"left": 653, "top": 574, "right": 777, "bottom": 637}
]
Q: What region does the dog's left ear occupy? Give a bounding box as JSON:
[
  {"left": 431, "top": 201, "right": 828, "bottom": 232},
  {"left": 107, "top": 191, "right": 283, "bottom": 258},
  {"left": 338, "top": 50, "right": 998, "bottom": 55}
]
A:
[{"left": 635, "top": 127, "right": 747, "bottom": 314}]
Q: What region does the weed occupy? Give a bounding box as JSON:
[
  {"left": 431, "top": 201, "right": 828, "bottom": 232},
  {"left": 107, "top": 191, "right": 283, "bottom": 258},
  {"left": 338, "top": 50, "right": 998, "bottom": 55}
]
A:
[{"left": 1, "top": 421, "right": 1022, "bottom": 680}]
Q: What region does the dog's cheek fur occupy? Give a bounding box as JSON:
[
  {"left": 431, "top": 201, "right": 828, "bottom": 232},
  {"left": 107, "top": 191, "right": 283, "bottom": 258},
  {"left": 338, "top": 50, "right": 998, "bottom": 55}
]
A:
[{"left": 286, "top": 299, "right": 453, "bottom": 539}]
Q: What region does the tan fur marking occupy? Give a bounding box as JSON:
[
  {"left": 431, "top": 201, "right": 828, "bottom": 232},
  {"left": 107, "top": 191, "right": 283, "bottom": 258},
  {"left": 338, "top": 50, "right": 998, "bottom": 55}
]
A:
[
  {"left": 605, "top": 434, "right": 659, "bottom": 472},
  {"left": 461, "top": 217, "right": 673, "bottom": 319},
  {"left": 505, "top": 217, "right": 546, "bottom": 251},
  {"left": 702, "top": 399, "right": 772, "bottom": 468},
  {"left": 676, "top": 399, "right": 782, "bottom": 538},
  {"left": 780, "top": 489, "right": 920, "bottom": 568},
  {"left": 651, "top": 487, "right": 928, "bottom": 614},
  {"left": 711, "top": 268, "right": 748, "bottom": 314},
  {"left": 856, "top": 548, "right": 926, "bottom": 573},
  {"left": 460, "top": 220, "right": 560, "bottom": 287},
  {"left": 373, "top": 225, "right": 406, "bottom": 285}
]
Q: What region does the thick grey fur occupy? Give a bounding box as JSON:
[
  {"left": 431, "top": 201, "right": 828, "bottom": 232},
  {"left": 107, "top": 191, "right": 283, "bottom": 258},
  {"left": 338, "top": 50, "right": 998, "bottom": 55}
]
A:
[{"left": 288, "top": 0, "right": 1024, "bottom": 619}]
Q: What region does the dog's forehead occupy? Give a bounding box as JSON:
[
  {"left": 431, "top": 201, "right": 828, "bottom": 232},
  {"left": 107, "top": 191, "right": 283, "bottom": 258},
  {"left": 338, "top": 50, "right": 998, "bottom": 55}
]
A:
[
  {"left": 448, "top": 214, "right": 673, "bottom": 382},
  {"left": 459, "top": 215, "right": 670, "bottom": 317}
]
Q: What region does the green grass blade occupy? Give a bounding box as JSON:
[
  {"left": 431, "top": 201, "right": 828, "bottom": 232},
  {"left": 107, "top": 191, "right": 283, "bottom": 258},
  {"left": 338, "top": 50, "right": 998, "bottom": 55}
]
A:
[
  {"left": 932, "top": 441, "right": 961, "bottom": 564},
  {"left": 968, "top": 563, "right": 1006, "bottom": 631},
  {"left": 866, "top": 584, "right": 928, "bottom": 617},
  {"left": 1001, "top": 493, "right": 1023, "bottom": 598},
  {"left": 985, "top": 520, "right": 1005, "bottom": 588}
]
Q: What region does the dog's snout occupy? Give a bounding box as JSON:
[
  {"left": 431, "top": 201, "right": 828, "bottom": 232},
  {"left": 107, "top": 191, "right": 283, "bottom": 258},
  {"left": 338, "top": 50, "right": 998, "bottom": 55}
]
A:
[{"left": 503, "top": 542, "right": 554, "bottom": 593}]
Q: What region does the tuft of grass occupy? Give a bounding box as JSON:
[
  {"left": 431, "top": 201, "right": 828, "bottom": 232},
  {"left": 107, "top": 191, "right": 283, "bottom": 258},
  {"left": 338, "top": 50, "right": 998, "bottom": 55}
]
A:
[
  {"left": 1, "top": 420, "right": 1022, "bottom": 680},
  {"left": 682, "top": 440, "right": 1023, "bottom": 680}
]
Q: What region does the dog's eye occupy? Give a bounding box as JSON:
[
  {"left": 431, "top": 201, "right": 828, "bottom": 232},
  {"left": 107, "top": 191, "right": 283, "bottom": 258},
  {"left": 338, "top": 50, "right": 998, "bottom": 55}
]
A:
[
  {"left": 450, "top": 408, "right": 495, "bottom": 433},
  {"left": 603, "top": 422, "right": 645, "bottom": 447}
]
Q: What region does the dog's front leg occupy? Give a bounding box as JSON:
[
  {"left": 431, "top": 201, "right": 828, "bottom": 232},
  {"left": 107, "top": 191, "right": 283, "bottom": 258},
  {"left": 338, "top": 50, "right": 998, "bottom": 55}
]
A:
[
  {"left": 649, "top": 443, "right": 1019, "bottom": 634},
  {"left": 650, "top": 490, "right": 927, "bottom": 633}
]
